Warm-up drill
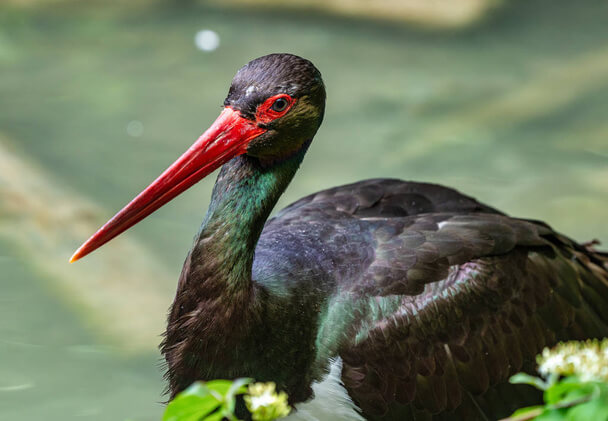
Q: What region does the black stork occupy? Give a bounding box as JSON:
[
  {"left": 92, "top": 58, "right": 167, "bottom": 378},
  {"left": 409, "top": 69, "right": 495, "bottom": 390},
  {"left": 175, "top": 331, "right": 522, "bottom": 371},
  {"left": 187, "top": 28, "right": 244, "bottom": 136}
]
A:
[{"left": 71, "top": 54, "right": 608, "bottom": 420}]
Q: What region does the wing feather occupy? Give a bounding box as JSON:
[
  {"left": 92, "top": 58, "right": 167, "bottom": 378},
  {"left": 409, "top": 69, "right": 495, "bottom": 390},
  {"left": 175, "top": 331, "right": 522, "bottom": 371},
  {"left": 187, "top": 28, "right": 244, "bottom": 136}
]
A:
[
  {"left": 355, "top": 213, "right": 548, "bottom": 297},
  {"left": 260, "top": 178, "right": 608, "bottom": 419},
  {"left": 339, "top": 241, "right": 608, "bottom": 420}
]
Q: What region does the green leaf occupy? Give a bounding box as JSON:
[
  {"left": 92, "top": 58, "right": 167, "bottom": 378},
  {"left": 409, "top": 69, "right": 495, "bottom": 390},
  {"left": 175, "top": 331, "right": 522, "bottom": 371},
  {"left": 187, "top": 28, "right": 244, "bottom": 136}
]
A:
[
  {"left": 510, "top": 373, "right": 548, "bottom": 390},
  {"left": 545, "top": 378, "right": 591, "bottom": 405},
  {"left": 534, "top": 408, "right": 567, "bottom": 421},
  {"left": 204, "top": 380, "right": 235, "bottom": 401},
  {"left": 509, "top": 405, "right": 545, "bottom": 418},
  {"left": 566, "top": 397, "right": 608, "bottom": 421},
  {"left": 227, "top": 378, "right": 253, "bottom": 398},
  {"left": 163, "top": 379, "right": 254, "bottom": 421},
  {"left": 181, "top": 382, "right": 213, "bottom": 398},
  {"left": 163, "top": 395, "right": 221, "bottom": 421},
  {"left": 202, "top": 410, "right": 226, "bottom": 421},
  {"left": 225, "top": 378, "right": 253, "bottom": 413}
]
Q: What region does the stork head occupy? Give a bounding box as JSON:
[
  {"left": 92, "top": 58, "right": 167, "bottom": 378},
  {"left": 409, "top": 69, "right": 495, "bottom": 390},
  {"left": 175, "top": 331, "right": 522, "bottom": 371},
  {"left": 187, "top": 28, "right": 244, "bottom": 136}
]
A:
[{"left": 70, "top": 53, "right": 325, "bottom": 262}]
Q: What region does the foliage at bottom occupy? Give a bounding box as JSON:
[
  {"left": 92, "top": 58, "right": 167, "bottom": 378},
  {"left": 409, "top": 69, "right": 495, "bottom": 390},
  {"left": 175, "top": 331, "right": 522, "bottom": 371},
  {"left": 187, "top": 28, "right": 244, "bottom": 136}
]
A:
[
  {"left": 502, "top": 339, "right": 608, "bottom": 421},
  {"left": 163, "top": 378, "right": 290, "bottom": 421}
]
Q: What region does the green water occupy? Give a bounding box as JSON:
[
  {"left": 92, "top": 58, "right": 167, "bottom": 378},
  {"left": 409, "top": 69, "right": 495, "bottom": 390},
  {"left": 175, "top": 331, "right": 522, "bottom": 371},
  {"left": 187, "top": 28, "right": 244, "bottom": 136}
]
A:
[
  {"left": 0, "top": 241, "right": 163, "bottom": 421},
  {"left": 1, "top": 0, "right": 607, "bottom": 419}
]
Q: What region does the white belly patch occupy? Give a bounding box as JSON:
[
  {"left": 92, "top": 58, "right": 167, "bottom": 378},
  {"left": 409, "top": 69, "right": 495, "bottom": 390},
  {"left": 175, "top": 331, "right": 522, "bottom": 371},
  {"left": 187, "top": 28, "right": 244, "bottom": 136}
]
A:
[{"left": 286, "top": 358, "right": 365, "bottom": 421}]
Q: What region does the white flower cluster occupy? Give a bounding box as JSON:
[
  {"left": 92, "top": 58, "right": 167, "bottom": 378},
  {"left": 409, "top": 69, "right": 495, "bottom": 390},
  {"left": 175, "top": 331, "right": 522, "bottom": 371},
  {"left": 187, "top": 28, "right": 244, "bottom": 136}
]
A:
[
  {"left": 244, "top": 382, "right": 291, "bottom": 421},
  {"left": 537, "top": 339, "right": 608, "bottom": 382}
]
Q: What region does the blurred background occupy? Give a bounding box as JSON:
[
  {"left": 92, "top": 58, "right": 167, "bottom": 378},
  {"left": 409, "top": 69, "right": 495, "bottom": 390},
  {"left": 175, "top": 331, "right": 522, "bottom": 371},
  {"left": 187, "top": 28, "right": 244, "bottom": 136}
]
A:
[{"left": 1, "top": 0, "right": 607, "bottom": 419}]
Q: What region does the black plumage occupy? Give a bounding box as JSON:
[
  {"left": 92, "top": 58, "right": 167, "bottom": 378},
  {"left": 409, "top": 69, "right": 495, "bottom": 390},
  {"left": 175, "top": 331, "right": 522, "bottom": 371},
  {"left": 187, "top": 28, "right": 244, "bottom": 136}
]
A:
[
  {"left": 252, "top": 178, "right": 608, "bottom": 419},
  {"left": 72, "top": 54, "right": 608, "bottom": 420}
]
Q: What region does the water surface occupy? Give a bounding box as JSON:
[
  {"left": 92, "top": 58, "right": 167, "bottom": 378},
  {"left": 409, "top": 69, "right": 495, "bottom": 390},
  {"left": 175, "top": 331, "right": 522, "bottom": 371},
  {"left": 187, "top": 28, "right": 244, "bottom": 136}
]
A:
[{"left": 1, "top": 1, "right": 607, "bottom": 419}]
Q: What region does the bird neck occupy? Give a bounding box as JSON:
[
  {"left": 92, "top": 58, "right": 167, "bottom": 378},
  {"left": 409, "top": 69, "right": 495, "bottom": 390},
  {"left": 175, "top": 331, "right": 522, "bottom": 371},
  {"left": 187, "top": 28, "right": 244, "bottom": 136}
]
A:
[{"left": 191, "top": 145, "right": 308, "bottom": 293}]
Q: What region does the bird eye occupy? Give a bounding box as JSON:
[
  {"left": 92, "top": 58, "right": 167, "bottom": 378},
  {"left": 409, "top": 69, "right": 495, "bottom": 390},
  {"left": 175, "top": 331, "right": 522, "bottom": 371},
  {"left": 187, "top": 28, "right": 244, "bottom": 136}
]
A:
[
  {"left": 256, "top": 94, "right": 295, "bottom": 123},
  {"left": 271, "top": 97, "right": 289, "bottom": 112}
]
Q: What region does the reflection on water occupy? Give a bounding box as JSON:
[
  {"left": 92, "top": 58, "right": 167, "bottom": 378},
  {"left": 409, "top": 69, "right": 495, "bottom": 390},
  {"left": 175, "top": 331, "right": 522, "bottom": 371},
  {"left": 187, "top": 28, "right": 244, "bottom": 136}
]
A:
[
  {"left": 0, "top": 243, "right": 163, "bottom": 421},
  {"left": 0, "top": 140, "right": 174, "bottom": 352},
  {"left": 0, "top": 0, "right": 607, "bottom": 420}
]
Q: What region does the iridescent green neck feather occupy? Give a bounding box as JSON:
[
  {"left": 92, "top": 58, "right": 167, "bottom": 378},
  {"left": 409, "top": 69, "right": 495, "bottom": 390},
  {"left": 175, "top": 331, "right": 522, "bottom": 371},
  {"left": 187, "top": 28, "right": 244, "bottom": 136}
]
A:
[{"left": 191, "top": 146, "right": 308, "bottom": 294}]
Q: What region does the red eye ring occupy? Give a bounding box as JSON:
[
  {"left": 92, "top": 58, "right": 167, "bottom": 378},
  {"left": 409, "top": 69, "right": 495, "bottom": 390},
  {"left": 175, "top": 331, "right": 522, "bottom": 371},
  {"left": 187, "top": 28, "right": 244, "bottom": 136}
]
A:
[{"left": 256, "top": 94, "right": 296, "bottom": 124}]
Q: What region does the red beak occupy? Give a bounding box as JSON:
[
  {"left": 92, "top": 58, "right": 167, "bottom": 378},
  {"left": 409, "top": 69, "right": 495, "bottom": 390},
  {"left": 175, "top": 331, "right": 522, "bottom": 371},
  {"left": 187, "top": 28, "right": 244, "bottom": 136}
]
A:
[{"left": 70, "top": 107, "right": 265, "bottom": 263}]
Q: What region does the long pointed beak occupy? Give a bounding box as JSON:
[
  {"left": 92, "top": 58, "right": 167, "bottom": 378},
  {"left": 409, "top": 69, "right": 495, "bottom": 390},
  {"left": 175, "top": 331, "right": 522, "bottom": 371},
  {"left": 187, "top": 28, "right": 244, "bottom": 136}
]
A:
[{"left": 70, "top": 107, "right": 265, "bottom": 263}]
